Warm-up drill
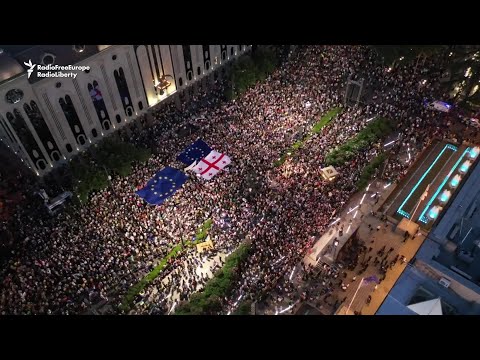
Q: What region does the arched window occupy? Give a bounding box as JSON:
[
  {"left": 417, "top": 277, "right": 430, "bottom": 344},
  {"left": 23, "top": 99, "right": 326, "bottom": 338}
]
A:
[
  {"left": 178, "top": 77, "right": 183, "bottom": 87},
  {"left": 24, "top": 100, "right": 61, "bottom": 162},
  {"left": 88, "top": 81, "right": 111, "bottom": 131},
  {"left": 114, "top": 67, "right": 134, "bottom": 118},
  {"left": 59, "top": 95, "right": 87, "bottom": 145},
  {"left": 230, "top": 47, "right": 234, "bottom": 56},
  {"left": 197, "top": 66, "right": 201, "bottom": 76},
  {"left": 116, "top": 114, "right": 121, "bottom": 123},
  {"left": 187, "top": 71, "right": 193, "bottom": 81}
]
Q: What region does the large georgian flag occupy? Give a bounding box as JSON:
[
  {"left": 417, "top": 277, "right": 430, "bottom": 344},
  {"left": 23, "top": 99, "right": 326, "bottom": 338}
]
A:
[{"left": 192, "top": 150, "right": 231, "bottom": 180}]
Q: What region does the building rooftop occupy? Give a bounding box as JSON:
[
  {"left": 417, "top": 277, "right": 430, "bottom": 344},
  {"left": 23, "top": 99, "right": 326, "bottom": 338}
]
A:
[
  {"left": 429, "top": 153, "right": 480, "bottom": 283},
  {"left": 376, "top": 261, "right": 480, "bottom": 315}
]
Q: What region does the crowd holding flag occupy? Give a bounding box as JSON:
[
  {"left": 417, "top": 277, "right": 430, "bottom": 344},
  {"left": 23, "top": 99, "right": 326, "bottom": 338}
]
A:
[
  {"left": 177, "top": 139, "right": 212, "bottom": 166},
  {"left": 192, "top": 150, "right": 231, "bottom": 180},
  {"left": 135, "top": 167, "right": 188, "bottom": 205},
  {"left": 136, "top": 139, "right": 232, "bottom": 206}
]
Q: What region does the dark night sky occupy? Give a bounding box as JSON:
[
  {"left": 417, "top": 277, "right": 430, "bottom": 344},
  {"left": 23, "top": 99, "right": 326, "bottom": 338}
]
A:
[{"left": 0, "top": 45, "right": 35, "bottom": 55}]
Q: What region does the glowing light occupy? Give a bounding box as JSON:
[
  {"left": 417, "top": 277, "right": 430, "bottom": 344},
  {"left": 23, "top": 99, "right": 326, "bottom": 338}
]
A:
[
  {"left": 450, "top": 175, "right": 461, "bottom": 188},
  {"left": 347, "top": 205, "right": 359, "bottom": 214},
  {"left": 329, "top": 217, "right": 341, "bottom": 226},
  {"left": 469, "top": 147, "right": 479, "bottom": 159},
  {"left": 168, "top": 302, "right": 177, "bottom": 315},
  {"left": 459, "top": 160, "right": 472, "bottom": 173},
  {"left": 366, "top": 183, "right": 371, "bottom": 191},
  {"left": 279, "top": 304, "right": 295, "bottom": 314},
  {"left": 397, "top": 144, "right": 456, "bottom": 217},
  {"left": 360, "top": 193, "right": 366, "bottom": 204},
  {"left": 346, "top": 224, "right": 352, "bottom": 233},
  {"left": 439, "top": 190, "right": 451, "bottom": 203},
  {"left": 289, "top": 268, "right": 295, "bottom": 280},
  {"left": 428, "top": 206, "right": 441, "bottom": 220},
  {"left": 384, "top": 140, "right": 396, "bottom": 147},
  {"left": 419, "top": 148, "right": 470, "bottom": 222},
  {"left": 465, "top": 67, "right": 473, "bottom": 78},
  {"left": 353, "top": 210, "right": 358, "bottom": 219}
]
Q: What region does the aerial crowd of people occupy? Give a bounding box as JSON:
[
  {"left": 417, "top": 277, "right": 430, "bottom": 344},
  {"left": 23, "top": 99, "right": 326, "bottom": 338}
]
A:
[{"left": 0, "top": 45, "right": 473, "bottom": 315}]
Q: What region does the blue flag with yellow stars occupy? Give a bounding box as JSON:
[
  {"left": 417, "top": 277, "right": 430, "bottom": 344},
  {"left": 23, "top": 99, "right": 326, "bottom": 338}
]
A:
[
  {"left": 177, "top": 139, "right": 212, "bottom": 165},
  {"left": 136, "top": 167, "right": 188, "bottom": 205}
]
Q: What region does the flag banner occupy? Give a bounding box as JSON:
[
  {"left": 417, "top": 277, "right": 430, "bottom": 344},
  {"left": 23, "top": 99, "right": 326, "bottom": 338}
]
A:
[
  {"left": 135, "top": 167, "right": 188, "bottom": 205},
  {"left": 177, "top": 139, "right": 212, "bottom": 165},
  {"left": 192, "top": 150, "right": 231, "bottom": 180},
  {"left": 362, "top": 275, "right": 379, "bottom": 286},
  {"left": 89, "top": 86, "right": 103, "bottom": 101},
  {"left": 184, "top": 160, "right": 197, "bottom": 172}
]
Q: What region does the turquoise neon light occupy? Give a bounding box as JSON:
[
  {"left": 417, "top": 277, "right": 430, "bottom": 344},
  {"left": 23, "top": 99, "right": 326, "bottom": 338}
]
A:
[
  {"left": 440, "top": 193, "right": 449, "bottom": 202},
  {"left": 419, "top": 147, "right": 470, "bottom": 223},
  {"left": 396, "top": 144, "right": 457, "bottom": 218}
]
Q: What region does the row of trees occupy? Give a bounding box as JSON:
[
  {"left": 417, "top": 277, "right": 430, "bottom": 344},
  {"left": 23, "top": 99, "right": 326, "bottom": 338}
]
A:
[
  {"left": 355, "top": 153, "right": 387, "bottom": 191},
  {"left": 325, "top": 117, "right": 395, "bottom": 167},
  {"left": 226, "top": 47, "right": 279, "bottom": 100},
  {"left": 70, "top": 138, "right": 151, "bottom": 203},
  {"left": 175, "top": 244, "right": 251, "bottom": 315},
  {"left": 274, "top": 107, "right": 342, "bottom": 167},
  {"left": 119, "top": 218, "right": 214, "bottom": 313}
]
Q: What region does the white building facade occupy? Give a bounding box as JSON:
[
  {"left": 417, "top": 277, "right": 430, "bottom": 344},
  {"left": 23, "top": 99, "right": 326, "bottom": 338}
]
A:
[{"left": 0, "top": 45, "right": 250, "bottom": 176}]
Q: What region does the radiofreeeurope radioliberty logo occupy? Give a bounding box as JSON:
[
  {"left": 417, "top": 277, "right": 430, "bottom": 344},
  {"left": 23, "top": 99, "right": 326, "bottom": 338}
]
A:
[
  {"left": 24, "top": 60, "right": 36, "bottom": 79},
  {"left": 24, "top": 59, "right": 90, "bottom": 79}
]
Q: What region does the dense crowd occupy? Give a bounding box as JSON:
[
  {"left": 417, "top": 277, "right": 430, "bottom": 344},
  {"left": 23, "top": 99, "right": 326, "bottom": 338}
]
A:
[{"left": 0, "top": 45, "right": 472, "bottom": 315}]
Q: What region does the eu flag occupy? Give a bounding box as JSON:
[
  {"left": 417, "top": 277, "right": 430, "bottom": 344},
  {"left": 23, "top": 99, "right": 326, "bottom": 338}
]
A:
[
  {"left": 177, "top": 139, "right": 212, "bottom": 165},
  {"left": 136, "top": 167, "right": 188, "bottom": 205}
]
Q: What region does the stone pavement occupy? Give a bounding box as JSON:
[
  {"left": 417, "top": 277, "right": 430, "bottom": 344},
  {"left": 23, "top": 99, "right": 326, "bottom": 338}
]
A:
[
  {"left": 332, "top": 216, "right": 427, "bottom": 315},
  {"left": 304, "top": 179, "right": 396, "bottom": 268}
]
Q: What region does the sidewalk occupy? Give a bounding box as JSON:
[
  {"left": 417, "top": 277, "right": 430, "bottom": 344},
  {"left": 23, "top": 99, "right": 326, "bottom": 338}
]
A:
[{"left": 304, "top": 180, "right": 396, "bottom": 267}]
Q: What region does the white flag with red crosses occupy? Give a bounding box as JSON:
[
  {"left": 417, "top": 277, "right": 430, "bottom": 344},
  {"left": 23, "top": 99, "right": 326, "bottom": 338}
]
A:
[{"left": 192, "top": 150, "right": 231, "bottom": 180}]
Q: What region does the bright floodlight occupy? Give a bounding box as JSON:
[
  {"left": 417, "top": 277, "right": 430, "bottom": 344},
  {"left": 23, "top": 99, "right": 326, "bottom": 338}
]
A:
[
  {"left": 469, "top": 147, "right": 479, "bottom": 159},
  {"left": 459, "top": 160, "right": 472, "bottom": 174},
  {"left": 428, "top": 206, "right": 442, "bottom": 220},
  {"left": 450, "top": 174, "right": 461, "bottom": 188},
  {"left": 439, "top": 190, "right": 451, "bottom": 204}
]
